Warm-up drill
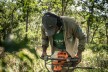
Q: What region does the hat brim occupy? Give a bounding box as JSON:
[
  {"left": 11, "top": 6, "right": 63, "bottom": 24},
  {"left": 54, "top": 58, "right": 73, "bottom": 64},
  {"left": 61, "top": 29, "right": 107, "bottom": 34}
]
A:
[{"left": 42, "top": 15, "right": 57, "bottom": 36}]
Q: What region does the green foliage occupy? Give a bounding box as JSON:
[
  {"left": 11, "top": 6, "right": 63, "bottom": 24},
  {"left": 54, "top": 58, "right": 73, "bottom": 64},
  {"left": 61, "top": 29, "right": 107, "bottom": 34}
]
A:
[{"left": 88, "top": 44, "right": 108, "bottom": 53}]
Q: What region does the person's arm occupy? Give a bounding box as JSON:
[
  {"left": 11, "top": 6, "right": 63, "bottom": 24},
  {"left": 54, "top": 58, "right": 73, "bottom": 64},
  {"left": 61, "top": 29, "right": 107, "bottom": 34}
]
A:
[
  {"left": 73, "top": 24, "right": 86, "bottom": 56},
  {"left": 41, "top": 26, "right": 49, "bottom": 58}
]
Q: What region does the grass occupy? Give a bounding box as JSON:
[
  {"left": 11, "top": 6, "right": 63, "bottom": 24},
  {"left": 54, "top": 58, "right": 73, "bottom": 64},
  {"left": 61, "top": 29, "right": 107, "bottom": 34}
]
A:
[
  {"left": 74, "top": 49, "right": 108, "bottom": 72},
  {"left": 0, "top": 48, "right": 47, "bottom": 72},
  {"left": 0, "top": 48, "right": 108, "bottom": 72}
]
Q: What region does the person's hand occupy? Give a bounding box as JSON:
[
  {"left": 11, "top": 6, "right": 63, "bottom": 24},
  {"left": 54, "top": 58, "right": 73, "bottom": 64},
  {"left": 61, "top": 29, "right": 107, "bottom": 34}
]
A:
[
  {"left": 41, "top": 52, "right": 47, "bottom": 59},
  {"left": 72, "top": 52, "right": 82, "bottom": 67},
  {"left": 76, "top": 52, "right": 82, "bottom": 63}
]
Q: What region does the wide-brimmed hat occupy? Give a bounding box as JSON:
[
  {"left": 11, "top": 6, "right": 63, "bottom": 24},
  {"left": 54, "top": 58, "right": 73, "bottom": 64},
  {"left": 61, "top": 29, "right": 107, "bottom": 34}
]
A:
[{"left": 42, "top": 12, "right": 57, "bottom": 36}]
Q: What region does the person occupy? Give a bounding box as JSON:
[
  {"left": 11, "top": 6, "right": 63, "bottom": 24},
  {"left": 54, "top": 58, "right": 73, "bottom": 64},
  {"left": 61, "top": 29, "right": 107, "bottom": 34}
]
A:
[{"left": 41, "top": 12, "right": 86, "bottom": 71}]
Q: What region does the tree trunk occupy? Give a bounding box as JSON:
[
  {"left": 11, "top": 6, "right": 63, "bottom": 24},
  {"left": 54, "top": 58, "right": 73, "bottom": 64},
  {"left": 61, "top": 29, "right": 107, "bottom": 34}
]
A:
[
  {"left": 87, "top": 1, "right": 94, "bottom": 43},
  {"left": 90, "top": 25, "right": 99, "bottom": 43},
  {"left": 62, "top": 0, "right": 64, "bottom": 16},
  {"left": 105, "top": 23, "right": 108, "bottom": 44},
  {"left": 61, "top": 0, "right": 69, "bottom": 16},
  {"left": 10, "top": 9, "right": 14, "bottom": 34},
  {"left": 25, "top": 8, "right": 29, "bottom": 39},
  {"left": 87, "top": 18, "right": 90, "bottom": 43}
]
